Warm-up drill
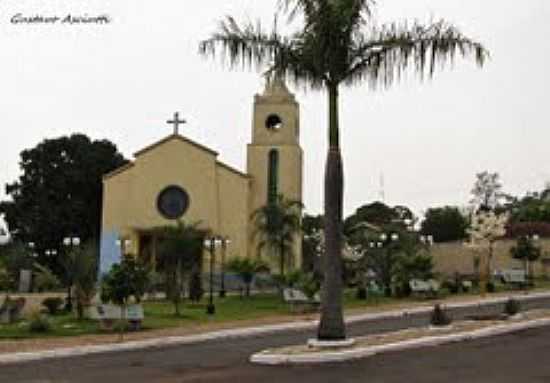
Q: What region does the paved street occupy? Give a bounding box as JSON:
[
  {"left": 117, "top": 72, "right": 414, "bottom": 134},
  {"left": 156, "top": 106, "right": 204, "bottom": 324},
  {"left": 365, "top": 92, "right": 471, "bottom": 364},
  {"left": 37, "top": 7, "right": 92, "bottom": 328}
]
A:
[{"left": 2, "top": 297, "right": 550, "bottom": 383}]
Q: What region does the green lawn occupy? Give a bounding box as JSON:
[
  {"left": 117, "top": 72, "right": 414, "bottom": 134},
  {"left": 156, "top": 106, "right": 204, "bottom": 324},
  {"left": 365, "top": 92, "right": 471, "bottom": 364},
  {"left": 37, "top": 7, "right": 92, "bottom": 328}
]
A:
[
  {"left": 1, "top": 281, "right": 548, "bottom": 340},
  {"left": 0, "top": 292, "right": 393, "bottom": 340}
]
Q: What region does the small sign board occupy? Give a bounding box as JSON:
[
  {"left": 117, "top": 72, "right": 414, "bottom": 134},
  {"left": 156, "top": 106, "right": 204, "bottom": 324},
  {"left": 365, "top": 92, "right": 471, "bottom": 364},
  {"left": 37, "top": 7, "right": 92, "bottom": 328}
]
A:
[
  {"left": 88, "top": 304, "right": 144, "bottom": 321},
  {"left": 501, "top": 269, "right": 527, "bottom": 284}
]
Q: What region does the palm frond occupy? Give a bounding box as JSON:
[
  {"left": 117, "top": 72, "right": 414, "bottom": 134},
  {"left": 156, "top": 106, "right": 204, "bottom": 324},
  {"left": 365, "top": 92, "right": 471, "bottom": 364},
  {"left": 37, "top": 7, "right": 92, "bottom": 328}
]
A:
[
  {"left": 344, "top": 20, "right": 489, "bottom": 88},
  {"left": 199, "top": 16, "right": 285, "bottom": 73}
]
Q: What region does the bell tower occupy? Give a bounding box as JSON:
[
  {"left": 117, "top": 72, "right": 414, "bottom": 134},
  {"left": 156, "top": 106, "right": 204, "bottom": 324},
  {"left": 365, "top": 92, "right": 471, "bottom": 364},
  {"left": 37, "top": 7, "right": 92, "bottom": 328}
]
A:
[{"left": 247, "top": 76, "right": 303, "bottom": 268}]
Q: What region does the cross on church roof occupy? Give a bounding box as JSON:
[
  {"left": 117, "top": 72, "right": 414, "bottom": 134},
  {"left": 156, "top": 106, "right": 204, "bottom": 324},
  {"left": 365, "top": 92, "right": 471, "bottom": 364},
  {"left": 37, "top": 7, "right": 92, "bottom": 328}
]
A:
[{"left": 166, "top": 112, "right": 186, "bottom": 135}]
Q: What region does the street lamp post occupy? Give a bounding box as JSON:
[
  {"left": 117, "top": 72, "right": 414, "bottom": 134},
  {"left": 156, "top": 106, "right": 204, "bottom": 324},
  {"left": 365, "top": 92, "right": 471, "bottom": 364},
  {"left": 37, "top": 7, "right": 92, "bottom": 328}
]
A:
[
  {"left": 63, "top": 236, "right": 81, "bottom": 312},
  {"left": 526, "top": 234, "right": 539, "bottom": 284},
  {"left": 219, "top": 237, "right": 231, "bottom": 298},
  {"left": 368, "top": 232, "right": 400, "bottom": 297},
  {"left": 204, "top": 237, "right": 222, "bottom": 315}
]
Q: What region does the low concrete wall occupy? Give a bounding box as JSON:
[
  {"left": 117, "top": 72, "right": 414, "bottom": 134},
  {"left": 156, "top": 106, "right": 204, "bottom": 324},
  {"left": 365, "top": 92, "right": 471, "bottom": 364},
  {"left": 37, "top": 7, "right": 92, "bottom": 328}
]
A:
[{"left": 431, "top": 239, "right": 550, "bottom": 277}]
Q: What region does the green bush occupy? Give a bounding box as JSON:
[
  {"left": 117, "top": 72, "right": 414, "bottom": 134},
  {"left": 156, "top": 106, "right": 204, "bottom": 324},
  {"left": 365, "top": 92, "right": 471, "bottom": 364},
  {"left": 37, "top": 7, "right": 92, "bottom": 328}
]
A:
[
  {"left": 504, "top": 298, "right": 521, "bottom": 316},
  {"left": 487, "top": 281, "right": 496, "bottom": 293},
  {"left": 33, "top": 263, "right": 61, "bottom": 292},
  {"left": 297, "top": 272, "right": 320, "bottom": 300},
  {"left": 356, "top": 286, "right": 367, "bottom": 300},
  {"left": 42, "top": 297, "right": 64, "bottom": 315},
  {"left": 430, "top": 304, "right": 452, "bottom": 327},
  {"left": 28, "top": 312, "right": 51, "bottom": 333},
  {"left": 442, "top": 279, "right": 459, "bottom": 294},
  {"left": 188, "top": 271, "right": 204, "bottom": 302},
  {"left": 0, "top": 268, "right": 12, "bottom": 291}
]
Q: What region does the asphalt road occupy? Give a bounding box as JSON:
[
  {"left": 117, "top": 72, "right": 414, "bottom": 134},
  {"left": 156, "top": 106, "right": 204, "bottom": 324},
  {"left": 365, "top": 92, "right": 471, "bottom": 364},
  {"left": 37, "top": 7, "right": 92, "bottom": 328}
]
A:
[{"left": 2, "top": 297, "right": 550, "bottom": 383}]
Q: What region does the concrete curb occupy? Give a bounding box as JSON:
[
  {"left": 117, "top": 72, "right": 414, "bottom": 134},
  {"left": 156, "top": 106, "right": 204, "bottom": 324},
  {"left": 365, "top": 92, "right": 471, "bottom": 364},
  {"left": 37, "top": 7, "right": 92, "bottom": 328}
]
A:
[
  {"left": 1, "top": 291, "right": 549, "bottom": 365},
  {"left": 250, "top": 317, "right": 550, "bottom": 365}
]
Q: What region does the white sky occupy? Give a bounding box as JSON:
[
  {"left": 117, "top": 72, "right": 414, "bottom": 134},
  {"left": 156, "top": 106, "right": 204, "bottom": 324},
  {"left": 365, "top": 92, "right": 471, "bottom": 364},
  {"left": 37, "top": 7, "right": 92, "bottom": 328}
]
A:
[{"left": 1, "top": 0, "right": 549, "bottom": 220}]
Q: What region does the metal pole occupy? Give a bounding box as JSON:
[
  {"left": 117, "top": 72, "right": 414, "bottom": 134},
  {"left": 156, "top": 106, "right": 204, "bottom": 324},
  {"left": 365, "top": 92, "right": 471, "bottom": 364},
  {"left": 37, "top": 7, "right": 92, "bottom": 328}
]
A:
[
  {"left": 220, "top": 238, "right": 226, "bottom": 298},
  {"left": 207, "top": 239, "right": 216, "bottom": 315}
]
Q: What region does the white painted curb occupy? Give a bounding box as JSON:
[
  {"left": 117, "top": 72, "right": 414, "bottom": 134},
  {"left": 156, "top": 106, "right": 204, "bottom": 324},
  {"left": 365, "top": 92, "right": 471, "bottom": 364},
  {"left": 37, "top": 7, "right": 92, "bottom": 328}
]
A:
[
  {"left": 1, "top": 291, "right": 549, "bottom": 365},
  {"left": 250, "top": 317, "right": 550, "bottom": 365}
]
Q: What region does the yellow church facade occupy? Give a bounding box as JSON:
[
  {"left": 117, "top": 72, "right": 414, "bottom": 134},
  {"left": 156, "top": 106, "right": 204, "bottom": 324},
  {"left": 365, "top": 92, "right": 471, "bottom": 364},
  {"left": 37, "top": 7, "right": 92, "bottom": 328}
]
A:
[{"left": 99, "top": 78, "right": 303, "bottom": 275}]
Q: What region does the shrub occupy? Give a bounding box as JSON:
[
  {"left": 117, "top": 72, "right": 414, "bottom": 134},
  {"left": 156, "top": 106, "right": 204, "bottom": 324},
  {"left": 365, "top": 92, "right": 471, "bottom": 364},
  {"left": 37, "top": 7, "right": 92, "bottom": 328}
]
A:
[
  {"left": 28, "top": 312, "right": 51, "bottom": 333},
  {"left": 430, "top": 304, "right": 452, "bottom": 327},
  {"left": 356, "top": 286, "right": 367, "bottom": 300},
  {"left": 33, "top": 263, "right": 61, "bottom": 292},
  {"left": 188, "top": 271, "right": 203, "bottom": 302},
  {"left": 504, "top": 298, "right": 521, "bottom": 316},
  {"left": 42, "top": 297, "right": 64, "bottom": 315},
  {"left": 487, "top": 281, "right": 496, "bottom": 293},
  {"left": 0, "top": 268, "right": 12, "bottom": 292},
  {"left": 442, "top": 279, "right": 459, "bottom": 294},
  {"left": 227, "top": 257, "right": 268, "bottom": 297},
  {"left": 297, "top": 272, "right": 320, "bottom": 301},
  {"left": 506, "top": 222, "right": 550, "bottom": 238}
]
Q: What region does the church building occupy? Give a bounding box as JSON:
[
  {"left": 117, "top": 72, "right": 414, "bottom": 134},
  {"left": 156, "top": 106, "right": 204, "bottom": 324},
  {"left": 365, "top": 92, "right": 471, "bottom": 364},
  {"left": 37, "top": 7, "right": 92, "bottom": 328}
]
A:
[{"left": 99, "top": 78, "right": 303, "bottom": 275}]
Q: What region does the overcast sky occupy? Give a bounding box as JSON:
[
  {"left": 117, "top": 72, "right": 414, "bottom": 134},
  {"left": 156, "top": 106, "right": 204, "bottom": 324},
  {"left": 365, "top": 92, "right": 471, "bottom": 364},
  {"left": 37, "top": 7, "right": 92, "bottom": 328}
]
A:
[{"left": 1, "top": 0, "right": 549, "bottom": 221}]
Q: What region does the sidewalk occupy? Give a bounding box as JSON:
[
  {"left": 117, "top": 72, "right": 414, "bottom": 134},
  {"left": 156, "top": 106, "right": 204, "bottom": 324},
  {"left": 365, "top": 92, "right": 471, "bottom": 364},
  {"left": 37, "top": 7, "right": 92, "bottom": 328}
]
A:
[{"left": 1, "top": 290, "right": 549, "bottom": 365}]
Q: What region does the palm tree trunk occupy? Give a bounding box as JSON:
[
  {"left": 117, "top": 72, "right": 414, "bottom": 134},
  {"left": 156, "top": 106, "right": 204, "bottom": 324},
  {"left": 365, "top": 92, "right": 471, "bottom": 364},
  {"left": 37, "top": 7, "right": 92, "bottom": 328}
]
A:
[{"left": 318, "top": 84, "right": 346, "bottom": 341}]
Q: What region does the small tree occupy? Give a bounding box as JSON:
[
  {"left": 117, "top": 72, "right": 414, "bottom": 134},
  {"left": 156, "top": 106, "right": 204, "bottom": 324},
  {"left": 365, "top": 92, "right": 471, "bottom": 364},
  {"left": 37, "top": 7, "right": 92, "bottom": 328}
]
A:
[
  {"left": 511, "top": 236, "right": 541, "bottom": 283},
  {"left": 467, "top": 211, "right": 508, "bottom": 294},
  {"left": 154, "top": 221, "right": 207, "bottom": 316},
  {"left": 101, "top": 257, "right": 150, "bottom": 341},
  {"left": 252, "top": 195, "right": 302, "bottom": 276},
  {"left": 227, "top": 257, "right": 268, "bottom": 297}
]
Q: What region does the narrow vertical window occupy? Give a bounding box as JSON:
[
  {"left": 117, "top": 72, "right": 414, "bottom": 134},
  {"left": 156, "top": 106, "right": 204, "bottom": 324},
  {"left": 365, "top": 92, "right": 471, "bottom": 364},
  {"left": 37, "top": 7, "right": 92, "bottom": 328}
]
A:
[{"left": 267, "top": 149, "right": 279, "bottom": 204}]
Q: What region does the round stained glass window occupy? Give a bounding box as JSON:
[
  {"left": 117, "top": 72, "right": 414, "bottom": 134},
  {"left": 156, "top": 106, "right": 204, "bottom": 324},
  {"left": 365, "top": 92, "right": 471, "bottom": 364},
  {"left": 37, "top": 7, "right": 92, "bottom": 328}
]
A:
[{"left": 157, "top": 186, "right": 190, "bottom": 220}]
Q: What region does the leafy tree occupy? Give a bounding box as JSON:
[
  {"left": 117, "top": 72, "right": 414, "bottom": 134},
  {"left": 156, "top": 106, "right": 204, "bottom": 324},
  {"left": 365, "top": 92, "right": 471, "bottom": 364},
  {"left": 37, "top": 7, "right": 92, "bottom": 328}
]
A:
[
  {"left": 154, "top": 221, "right": 207, "bottom": 316},
  {"left": 470, "top": 171, "right": 506, "bottom": 211},
  {"left": 508, "top": 188, "right": 550, "bottom": 224},
  {"left": 100, "top": 256, "right": 151, "bottom": 340},
  {"left": 0, "top": 134, "right": 127, "bottom": 276},
  {"left": 510, "top": 236, "right": 541, "bottom": 281},
  {"left": 251, "top": 195, "right": 302, "bottom": 276},
  {"left": 344, "top": 202, "right": 399, "bottom": 234},
  {"left": 354, "top": 225, "right": 432, "bottom": 297},
  {"left": 420, "top": 206, "right": 469, "bottom": 243},
  {"left": 227, "top": 257, "right": 268, "bottom": 297},
  {"left": 200, "top": 0, "right": 487, "bottom": 341}
]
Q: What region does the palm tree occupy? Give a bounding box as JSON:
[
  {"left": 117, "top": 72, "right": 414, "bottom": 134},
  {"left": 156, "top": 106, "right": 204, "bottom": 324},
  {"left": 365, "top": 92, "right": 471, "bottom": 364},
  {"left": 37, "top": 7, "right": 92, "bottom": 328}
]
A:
[
  {"left": 227, "top": 257, "right": 268, "bottom": 297},
  {"left": 154, "top": 221, "right": 208, "bottom": 316},
  {"left": 200, "top": 0, "right": 488, "bottom": 341},
  {"left": 61, "top": 243, "right": 99, "bottom": 319},
  {"left": 251, "top": 195, "right": 302, "bottom": 276},
  {"left": 71, "top": 245, "right": 99, "bottom": 320}
]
